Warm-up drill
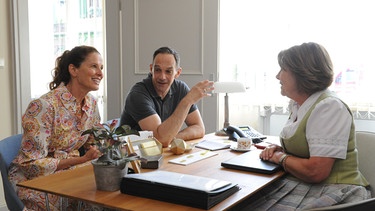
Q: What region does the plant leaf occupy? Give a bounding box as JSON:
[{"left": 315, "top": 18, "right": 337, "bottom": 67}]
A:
[{"left": 115, "top": 125, "right": 140, "bottom": 136}]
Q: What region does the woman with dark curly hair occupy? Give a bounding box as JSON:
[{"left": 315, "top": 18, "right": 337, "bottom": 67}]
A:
[{"left": 9, "top": 45, "right": 103, "bottom": 210}]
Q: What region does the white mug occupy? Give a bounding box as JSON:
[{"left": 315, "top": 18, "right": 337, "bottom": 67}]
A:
[{"left": 237, "top": 137, "right": 252, "bottom": 150}]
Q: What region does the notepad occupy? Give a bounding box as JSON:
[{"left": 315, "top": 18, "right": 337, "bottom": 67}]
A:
[
  {"left": 195, "top": 139, "right": 232, "bottom": 151},
  {"left": 169, "top": 150, "right": 218, "bottom": 165}
]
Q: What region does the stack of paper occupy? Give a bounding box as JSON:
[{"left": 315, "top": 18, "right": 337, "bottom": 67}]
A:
[
  {"left": 195, "top": 139, "right": 232, "bottom": 151},
  {"left": 169, "top": 150, "right": 218, "bottom": 165}
]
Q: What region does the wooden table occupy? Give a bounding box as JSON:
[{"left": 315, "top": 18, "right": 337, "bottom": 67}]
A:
[{"left": 18, "top": 134, "right": 284, "bottom": 211}]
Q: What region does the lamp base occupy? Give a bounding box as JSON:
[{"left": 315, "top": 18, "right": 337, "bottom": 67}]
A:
[{"left": 215, "top": 129, "right": 228, "bottom": 136}]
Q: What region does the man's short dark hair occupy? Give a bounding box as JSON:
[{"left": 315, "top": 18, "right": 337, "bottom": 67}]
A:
[{"left": 153, "top": 46, "right": 180, "bottom": 68}]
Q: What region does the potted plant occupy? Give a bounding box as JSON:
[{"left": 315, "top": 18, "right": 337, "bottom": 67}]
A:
[{"left": 81, "top": 119, "right": 141, "bottom": 191}]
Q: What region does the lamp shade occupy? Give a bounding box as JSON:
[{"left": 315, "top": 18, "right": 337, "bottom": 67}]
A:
[{"left": 213, "top": 82, "right": 246, "bottom": 93}]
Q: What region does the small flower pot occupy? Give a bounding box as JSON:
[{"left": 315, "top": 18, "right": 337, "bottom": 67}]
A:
[{"left": 92, "top": 160, "right": 128, "bottom": 191}]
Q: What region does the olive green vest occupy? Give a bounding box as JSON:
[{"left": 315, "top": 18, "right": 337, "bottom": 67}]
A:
[{"left": 281, "top": 92, "right": 369, "bottom": 186}]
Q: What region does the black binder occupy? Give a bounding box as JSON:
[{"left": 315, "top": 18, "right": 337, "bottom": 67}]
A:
[{"left": 120, "top": 170, "right": 240, "bottom": 210}]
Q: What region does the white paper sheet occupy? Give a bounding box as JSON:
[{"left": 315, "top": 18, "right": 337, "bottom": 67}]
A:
[{"left": 168, "top": 150, "right": 218, "bottom": 165}]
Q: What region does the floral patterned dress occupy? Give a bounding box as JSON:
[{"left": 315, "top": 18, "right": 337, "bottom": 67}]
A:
[{"left": 8, "top": 84, "right": 101, "bottom": 211}]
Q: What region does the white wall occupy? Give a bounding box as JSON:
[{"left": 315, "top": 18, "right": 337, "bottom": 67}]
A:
[
  {"left": 0, "top": 2, "right": 15, "bottom": 139},
  {"left": 0, "top": 0, "right": 15, "bottom": 209},
  {"left": 353, "top": 120, "right": 375, "bottom": 133}
]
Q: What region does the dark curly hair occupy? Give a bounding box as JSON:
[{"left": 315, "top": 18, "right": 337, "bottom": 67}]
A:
[{"left": 49, "top": 45, "right": 100, "bottom": 90}]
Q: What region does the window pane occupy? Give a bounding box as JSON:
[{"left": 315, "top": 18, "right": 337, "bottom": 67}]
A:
[
  {"left": 220, "top": 0, "right": 375, "bottom": 120},
  {"left": 28, "top": 0, "right": 105, "bottom": 118}
]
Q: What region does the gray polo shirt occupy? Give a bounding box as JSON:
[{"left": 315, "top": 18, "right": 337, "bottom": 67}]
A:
[{"left": 120, "top": 74, "right": 198, "bottom": 131}]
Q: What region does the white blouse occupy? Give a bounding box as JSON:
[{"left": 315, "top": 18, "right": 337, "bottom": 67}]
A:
[{"left": 280, "top": 90, "right": 352, "bottom": 159}]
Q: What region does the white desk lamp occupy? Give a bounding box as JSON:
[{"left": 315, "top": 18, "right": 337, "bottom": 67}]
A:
[{"left": 213, "top": 81, "right": 246, "bottom": 136}]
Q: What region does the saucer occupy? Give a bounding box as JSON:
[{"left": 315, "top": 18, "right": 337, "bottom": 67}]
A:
[{"left": 230, "top": 146, "right": 252, "bottom": 152}]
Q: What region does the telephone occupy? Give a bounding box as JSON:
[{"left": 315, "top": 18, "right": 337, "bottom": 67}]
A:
[{"left": 224, "top": 125, "right": 266, "bottom": 143}]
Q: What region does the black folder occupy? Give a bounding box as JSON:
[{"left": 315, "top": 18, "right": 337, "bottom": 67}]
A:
[
  {"left": 120, "top": 170, "right": 240, "bottom": 210},
  {"left": 221, "top": 150, "right": 281, "bottom": 174}
]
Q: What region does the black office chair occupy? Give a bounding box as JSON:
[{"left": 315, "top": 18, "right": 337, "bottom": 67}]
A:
[{"left": 0, "top": 134, "right": 25, "bottom": 211}]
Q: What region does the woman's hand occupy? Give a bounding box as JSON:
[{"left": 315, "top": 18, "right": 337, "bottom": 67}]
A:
[
  {"left": 57, "top": 145, "right": 102, "bottom": 171},
  {"left": 83, "top": 145, "right": 102, "bottom": 161},
  {"left": 259, "top": 144, "right": 284, "bottom": 163},
  {"left": 260, "top": 145, "right": 335, "bottom": 183}
]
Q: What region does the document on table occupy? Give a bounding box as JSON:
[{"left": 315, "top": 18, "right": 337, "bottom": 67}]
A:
[
  {"left": 195, "top": 139, "right": 232, "bottom": 151},
  {"left": 169, "top": 150, "right": 218, "bottom": 165}
]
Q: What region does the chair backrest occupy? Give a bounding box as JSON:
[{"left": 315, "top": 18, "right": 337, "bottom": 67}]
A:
[
  {"left": 306, "top": 131, "right": 375, "bottom": 211},
  {"left": 0, "top": 134, "right": 24, "bottom": 211},
  {"left": 356, "top": 131, "right": 375, "bottom": 197}
]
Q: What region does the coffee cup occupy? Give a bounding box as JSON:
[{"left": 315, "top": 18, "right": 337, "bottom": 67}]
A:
[{"left": 237, "top": 137, "right": 252, "bottom": 150}]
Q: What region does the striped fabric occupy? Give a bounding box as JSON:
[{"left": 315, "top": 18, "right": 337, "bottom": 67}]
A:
[{"left": 236, "top": 175, "right": 371, "bottom": 211}]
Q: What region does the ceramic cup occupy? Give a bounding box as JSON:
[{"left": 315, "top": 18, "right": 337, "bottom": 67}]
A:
[{"left": 237, "top": 137, "right": 252, "bottom": 150}]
